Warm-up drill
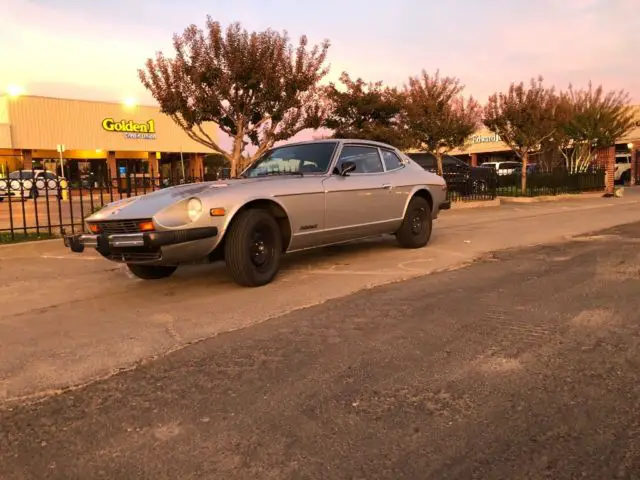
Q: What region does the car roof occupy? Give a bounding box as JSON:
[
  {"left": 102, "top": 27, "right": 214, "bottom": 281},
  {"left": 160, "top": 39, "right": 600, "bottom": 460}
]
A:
[
  {"left": 275, "top": 138, "right": 399, "bottom": 149},
  {"left": 406, "top": 152, "right": 462, "bottom": 160}
]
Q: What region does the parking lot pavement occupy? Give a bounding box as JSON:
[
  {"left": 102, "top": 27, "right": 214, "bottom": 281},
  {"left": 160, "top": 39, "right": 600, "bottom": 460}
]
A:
[
  {"left": 2, "top": 222, "right": 639, "bottom": 479},
  {"left": 1, "top": 193, "right": 640, "bottom": 405}
]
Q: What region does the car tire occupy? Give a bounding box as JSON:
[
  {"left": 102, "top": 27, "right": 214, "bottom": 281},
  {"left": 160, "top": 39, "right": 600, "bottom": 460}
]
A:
[
  {"left": 395, "top": 195, "right": 432, "bottom": 249},
  {"left": 621, "top": 171, "right": 631, "bottom": 186},
  {"left": 224, "top": 208, "right": 282, "bottom": 287},
  {"left": 29, "top": 188, "right": 39, "bottom": 200},
  {"left": 474, "top": 179, "right": 487, "bottom": 192},
  {"left": 127, "top": 264, "right": 177, "bottom": 280}
]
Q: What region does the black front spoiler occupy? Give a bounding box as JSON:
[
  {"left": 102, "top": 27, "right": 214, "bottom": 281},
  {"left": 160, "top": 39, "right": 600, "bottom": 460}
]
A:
[
  {"left": 64, "top": 226, "right": 219, "bottom": 254},
  {"left": 440, "top": 201, "right": 451, "bottom": 210}
]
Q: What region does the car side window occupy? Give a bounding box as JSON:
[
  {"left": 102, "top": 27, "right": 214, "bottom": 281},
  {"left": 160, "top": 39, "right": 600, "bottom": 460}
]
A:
[
  {"left": 45, "top": 172, "right": 57, "bottom": 180},
  {"left": 380, "top": 149, "right": 404, "bottom": 171},
  {"left": 336, "top": 146, "right": 384, "bottom": 174}
]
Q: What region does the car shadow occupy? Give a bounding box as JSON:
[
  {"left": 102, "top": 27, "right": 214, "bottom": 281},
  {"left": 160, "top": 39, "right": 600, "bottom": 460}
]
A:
[{"left": 114, "top": 235, "right": 402, "bottom": 293}]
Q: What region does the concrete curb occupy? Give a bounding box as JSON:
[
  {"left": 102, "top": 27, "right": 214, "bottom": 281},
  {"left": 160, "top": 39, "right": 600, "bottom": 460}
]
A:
[
  {"left": 450, "top": 198, "right": 501, "bottom": 209},
  {"left": 498, "top": 192, "right": 605, "bottom": 203}
]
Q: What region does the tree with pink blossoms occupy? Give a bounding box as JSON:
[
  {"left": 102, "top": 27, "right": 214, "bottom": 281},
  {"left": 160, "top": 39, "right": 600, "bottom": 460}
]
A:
[{"left": 404, "top": 70, "right": 482, "bottom": 175}]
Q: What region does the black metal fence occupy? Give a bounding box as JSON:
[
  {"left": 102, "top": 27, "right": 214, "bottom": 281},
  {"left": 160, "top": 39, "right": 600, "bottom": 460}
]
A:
[
  {"left": 446, "top": 175, "right": 498, "bottom": 202},
  {"left": 444, "top": 167, "right": 606, "bottom": 202},
  {"left": 0, "top": 168, "right": 212, "bottom": 243},
  {"left": 496, "top": 168, "right": 606, "bottom": 197},
  {"left": 0, "top": 166, "right": 608, "bottom": 243}
]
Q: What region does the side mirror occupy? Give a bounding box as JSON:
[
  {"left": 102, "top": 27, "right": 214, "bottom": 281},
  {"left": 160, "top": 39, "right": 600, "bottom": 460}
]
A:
[{"left": 339, "top": 161, "right": 356, "bottom": 176}]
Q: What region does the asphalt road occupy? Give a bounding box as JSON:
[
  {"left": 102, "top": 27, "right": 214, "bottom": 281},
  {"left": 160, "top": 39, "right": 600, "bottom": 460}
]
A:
[
  {"left": 4, "top": 193, "right": 640, "bottom": 406},
  {"left": 2, "top": 222, "right": 640, "bottom": 479}
]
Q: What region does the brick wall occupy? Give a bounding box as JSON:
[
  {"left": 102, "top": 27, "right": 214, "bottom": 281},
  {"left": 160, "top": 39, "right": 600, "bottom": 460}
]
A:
[{"left": 593, "top": 146, "right": 615, "bottom": 194}]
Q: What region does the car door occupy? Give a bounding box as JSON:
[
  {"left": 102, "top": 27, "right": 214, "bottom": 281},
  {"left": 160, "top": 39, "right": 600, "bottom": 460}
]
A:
[
  {"left": 379, "top": 148, "right": 412, "bottom": 226},
  {"left": 504, "top": 162, "right": 521, "bottom": 176},
  {"left": 322, "top": 144, "right": 392, "bottom": 243}
]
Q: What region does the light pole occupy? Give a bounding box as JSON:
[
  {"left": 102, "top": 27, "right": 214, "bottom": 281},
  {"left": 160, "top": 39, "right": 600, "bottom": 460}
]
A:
[{"left": 56, "top": 144, "right": 66, "bottom": 178}]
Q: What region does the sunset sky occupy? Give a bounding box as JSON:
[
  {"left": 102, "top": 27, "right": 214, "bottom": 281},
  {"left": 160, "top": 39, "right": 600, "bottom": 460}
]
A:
[{"left": 2, "top": 0, "right": 638, "bottom": 108}]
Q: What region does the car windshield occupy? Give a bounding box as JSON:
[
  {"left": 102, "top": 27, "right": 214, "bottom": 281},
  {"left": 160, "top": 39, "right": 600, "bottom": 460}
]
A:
[
  {"left": 243, "top": 142, "right": 338, "bottom": 178},
  {"left": 480, "top": 164, "right": 496, "bottom": 169},
  {"left": 9, "top": 171, "right": 33, "bottom": 179}
]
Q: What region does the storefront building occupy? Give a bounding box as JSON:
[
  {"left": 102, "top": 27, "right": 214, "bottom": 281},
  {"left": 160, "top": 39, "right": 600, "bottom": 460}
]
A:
[
  {"left": 0, "top": 94, "right": 219, "bottom": 185},
  {"left": 447, "top": 104, "right": 640, "bottom": 169}
]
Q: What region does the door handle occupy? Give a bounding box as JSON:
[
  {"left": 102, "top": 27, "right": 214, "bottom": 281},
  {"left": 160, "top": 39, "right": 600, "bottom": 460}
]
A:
[{"left": 382, "top": 183, "right": 392, "bottom": 189}]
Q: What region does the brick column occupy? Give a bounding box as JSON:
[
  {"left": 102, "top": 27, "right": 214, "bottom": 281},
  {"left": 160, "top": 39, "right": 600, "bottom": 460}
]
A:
[
  {"left": 631, "top": 146, "right": 638, "bottom": 186},
  {"left": 22, "top": 149, "right": 33, "bottom": 170},
  {"left": 106, "top": 151, "right": 117, "bottom": 177},
  {"left": 191, "top": 153, "right": 204, "bottom": 179},
  {"left": 595, "top": 146, "right": 615, "bottom": 195},
  {"left": 470, "top": 153, "right": 478, "bottom": 167},
  {"left": 147, "top": 152, "right": 160, "bottom": 177}
]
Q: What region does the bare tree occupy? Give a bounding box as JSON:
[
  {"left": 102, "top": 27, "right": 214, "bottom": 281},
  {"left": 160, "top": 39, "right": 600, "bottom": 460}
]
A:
[
  {"left": 404, "top": 70, "right": 482, "bottom": 175},
  {"left": 484, "top": 76, "right": 559, "bottom": 192},
  {"left": 139, "top": 17, "right": 331, "bottom": 177}
]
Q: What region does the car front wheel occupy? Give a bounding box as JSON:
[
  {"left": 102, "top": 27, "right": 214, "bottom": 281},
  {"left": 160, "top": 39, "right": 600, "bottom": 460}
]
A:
[
  {"left": 395, "top": 196, "right": 433, "bottom": 249},
  {"left": 127, "top": 264, "right": 177, "bottom": 280},
  {"left": 224, "top": 208, "right": 282, "bottom": 287}
]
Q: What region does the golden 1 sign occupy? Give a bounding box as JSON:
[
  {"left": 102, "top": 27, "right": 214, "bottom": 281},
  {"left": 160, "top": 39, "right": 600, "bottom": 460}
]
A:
[{"left": 102, "top": 118, "right": 157, "bottom": 140}]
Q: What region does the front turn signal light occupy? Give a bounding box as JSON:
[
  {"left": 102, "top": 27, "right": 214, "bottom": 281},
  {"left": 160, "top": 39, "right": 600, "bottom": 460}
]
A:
[
  {"left": 209, "top": 207, "right": 226, "bottom": 217},
  {"left": 138, "top": 221, "right": 155, "bottom": 232},
  {"left": 88, "top": 224, "right": 101, "bottom": 234}
]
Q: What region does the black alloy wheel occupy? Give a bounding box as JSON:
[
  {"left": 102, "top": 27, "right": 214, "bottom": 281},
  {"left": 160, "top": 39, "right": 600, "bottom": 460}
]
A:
[
  {"left": 224, "top": 208, "right": 283, "bottom": 287},
  {"left": 395, "top": 195, "right": 433, "bottom": 249}
]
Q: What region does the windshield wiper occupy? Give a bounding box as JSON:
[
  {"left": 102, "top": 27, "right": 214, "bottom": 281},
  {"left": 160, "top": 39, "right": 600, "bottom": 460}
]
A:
[{"left": 253, "top": 171, "right": 304, "bottom": 177}]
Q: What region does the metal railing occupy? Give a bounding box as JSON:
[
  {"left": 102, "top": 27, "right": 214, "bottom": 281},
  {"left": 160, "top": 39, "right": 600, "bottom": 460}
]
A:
[
  {"left": 496, "top": 168, "right": 606, "bottom": 197},
  {"left": 0, "top": 166, "right": 608, "bottom": 243},
  {"left": 446, "top": 175, "right": 498, "bottom": 202},
  {"left": 0, "top": 168, "right": 210, "bottom": 243}
]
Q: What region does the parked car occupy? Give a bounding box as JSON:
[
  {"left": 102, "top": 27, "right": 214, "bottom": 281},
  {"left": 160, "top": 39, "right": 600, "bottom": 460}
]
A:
[
  {"left": 614, "top": 153, "right": 632, "bottom": 184},
  {"left": 479, "top": 160, "right": 522, "bottom": 176},
  {"left": 406, "top": 152, "right": 496, "bottom": 194},
  {"left": 64, "top": 139, "right": 450, "bottom": 287},
  {"left": 512, "top": 163, "right": 538, "bottom": 175},
  {"left": 0, "top": 169, "right": 67, "bottom": 201}
]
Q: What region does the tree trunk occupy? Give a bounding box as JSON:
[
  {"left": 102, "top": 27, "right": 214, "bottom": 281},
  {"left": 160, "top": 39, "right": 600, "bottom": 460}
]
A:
[
  {"left": 521, "top": 151, "right": 528, "bottom": 193},
  {"left": 231, "top": 131, "right": 245, "bottom": 178},
  {"left": 435, "top": 152, "right": 444, "bottom": 177}
]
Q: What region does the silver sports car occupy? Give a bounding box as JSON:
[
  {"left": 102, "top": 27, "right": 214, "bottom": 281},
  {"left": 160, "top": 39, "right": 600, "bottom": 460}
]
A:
[{"left": 64, "top": 139, "right": 450, "bottom": 287}]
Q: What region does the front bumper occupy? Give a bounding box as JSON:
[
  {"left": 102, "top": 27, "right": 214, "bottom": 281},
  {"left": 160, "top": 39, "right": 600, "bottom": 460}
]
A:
[{"left": 63, "top": 226, "right": 219, "bottom": 254}]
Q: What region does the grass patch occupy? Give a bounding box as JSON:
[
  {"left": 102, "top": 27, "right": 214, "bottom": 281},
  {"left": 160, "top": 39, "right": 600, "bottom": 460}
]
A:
[{"left": 0, "top": 232, "right": 58, "bottom": 244}]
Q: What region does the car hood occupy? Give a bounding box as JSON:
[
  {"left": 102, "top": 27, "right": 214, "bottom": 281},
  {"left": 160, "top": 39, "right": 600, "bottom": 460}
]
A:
[{"left": 85, "top": 176, "right": 295, "bottom": 222}]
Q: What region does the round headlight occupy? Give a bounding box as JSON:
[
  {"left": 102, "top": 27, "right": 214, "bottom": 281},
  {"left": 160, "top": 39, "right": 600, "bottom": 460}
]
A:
[{"left": 187, "top": 197, "right": 203, "bottom": 222}]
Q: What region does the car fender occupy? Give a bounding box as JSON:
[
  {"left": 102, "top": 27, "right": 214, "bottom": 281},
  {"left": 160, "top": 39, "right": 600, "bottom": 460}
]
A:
[
  {"left": 218, "top": 194, "right": 293, "bottom": 243},
  {"left": 401, "top": 184, "right": 444, "bottom": 219}
]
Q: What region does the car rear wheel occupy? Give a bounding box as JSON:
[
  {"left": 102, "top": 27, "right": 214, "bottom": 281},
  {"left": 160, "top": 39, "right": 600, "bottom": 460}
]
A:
[
  {"left": 127, "top": 264, "right": 177, "bottom": 280},
  {"left": 395, "top": 196, "right": 432, "bottom": 249},
  {"left": 224, "top": 208, "right": 282, "bottom": 287}
]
